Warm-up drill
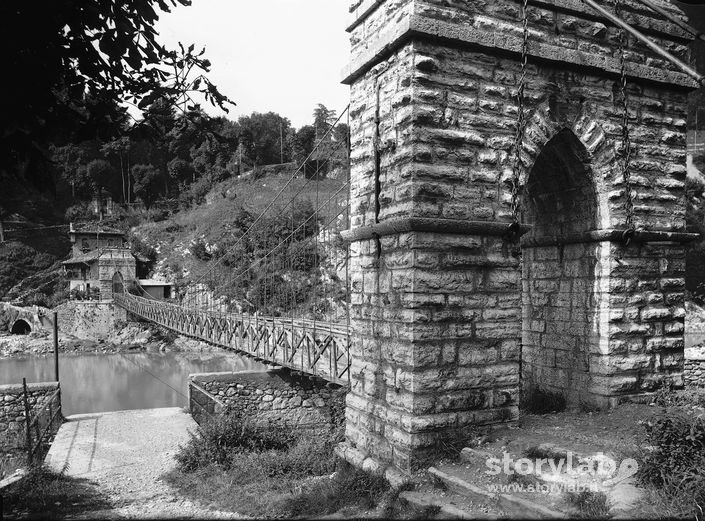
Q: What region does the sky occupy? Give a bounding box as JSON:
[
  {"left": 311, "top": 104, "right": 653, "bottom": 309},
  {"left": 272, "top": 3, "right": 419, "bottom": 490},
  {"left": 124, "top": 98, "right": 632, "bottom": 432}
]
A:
[{"left": 155, "top": 0, "right": 351, "bottom": 129}]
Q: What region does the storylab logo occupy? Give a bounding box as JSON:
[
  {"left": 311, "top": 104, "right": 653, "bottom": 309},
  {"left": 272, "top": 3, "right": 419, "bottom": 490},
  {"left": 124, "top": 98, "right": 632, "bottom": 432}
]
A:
[{"left": 485, "top": 451, "right": 639, "bottom": 485}]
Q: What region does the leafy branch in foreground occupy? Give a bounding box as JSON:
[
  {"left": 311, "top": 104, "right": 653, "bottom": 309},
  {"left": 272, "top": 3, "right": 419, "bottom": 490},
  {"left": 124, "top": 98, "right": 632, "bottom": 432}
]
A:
[{"left": 0, "top": 0, "right": 235, "bottom": 194}]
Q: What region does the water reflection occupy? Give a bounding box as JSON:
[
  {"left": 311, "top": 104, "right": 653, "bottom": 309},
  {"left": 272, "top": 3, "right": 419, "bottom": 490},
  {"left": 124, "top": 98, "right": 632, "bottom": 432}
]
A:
[{"left": 0, "top": 352, "right": 263, "bottom": 415}]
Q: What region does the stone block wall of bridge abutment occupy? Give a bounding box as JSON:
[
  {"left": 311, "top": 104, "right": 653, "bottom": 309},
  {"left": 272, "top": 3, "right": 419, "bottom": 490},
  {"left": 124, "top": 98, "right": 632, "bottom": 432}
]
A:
[{"left": 337, "top": 0, "right": 700, "bottom": 477}]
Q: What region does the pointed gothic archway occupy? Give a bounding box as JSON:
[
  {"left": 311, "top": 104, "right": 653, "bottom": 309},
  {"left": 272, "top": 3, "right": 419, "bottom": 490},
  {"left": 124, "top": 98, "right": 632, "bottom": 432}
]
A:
[
  {"left": 112, "top": 271, "right": 125, "bottom": 296},
  {"left": 520, "top": 129, "right": 600, "bottom": 408}
]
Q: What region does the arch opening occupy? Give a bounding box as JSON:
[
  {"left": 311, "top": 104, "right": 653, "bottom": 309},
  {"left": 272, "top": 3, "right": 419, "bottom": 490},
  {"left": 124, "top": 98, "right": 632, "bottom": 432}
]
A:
[
  {"left": 112, "top": 271, "right": 125, "bottom": 296},
  {"left": 11, "top": 319, "right": 31, "bottom": 335},
  {"left": 520, "top": 129, "right": 600, "bottom": 408}
]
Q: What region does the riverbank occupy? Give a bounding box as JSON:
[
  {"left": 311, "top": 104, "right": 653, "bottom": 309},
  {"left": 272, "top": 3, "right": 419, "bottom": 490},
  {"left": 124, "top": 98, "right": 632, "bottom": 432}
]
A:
[
  {"left": 5, "top": 408, "right": 243, "bottom": 519},
  {"left": 0, "top": 321, "right": 225, "bottom": 360}
]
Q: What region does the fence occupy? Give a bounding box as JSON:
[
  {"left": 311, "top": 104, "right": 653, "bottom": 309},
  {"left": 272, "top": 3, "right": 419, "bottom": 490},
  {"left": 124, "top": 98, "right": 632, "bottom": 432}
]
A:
[{"left": 21, "top": 378, "right": 62, "bottom": 464}]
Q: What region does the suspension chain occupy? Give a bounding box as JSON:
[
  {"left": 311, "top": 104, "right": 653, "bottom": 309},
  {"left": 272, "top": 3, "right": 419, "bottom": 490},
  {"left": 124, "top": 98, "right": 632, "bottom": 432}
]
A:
[
  {"left": 508, "top": 0, "right": 530, "bottom": 241},
  {"left": 615, "top": 0, "right": 636, "bottom": 244}
]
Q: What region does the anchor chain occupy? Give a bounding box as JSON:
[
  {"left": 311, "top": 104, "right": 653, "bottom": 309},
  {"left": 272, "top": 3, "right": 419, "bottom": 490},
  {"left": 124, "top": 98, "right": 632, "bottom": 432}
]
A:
[
  {"left": 507, "top": 0, "right": 530, "bottom": 242},
  {"left": 615, "top": 0, "right": 636, "bottom": 245}
]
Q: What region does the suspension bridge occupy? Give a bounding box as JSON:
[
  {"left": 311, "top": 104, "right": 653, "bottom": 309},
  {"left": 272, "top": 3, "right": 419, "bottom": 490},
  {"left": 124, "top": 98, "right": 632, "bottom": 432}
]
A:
[
  {"left": 114, "top": 107, "right": 354, "bottom": 385},
  {"left": 105, "top": 0, "right": 705, "bottom": 478}
]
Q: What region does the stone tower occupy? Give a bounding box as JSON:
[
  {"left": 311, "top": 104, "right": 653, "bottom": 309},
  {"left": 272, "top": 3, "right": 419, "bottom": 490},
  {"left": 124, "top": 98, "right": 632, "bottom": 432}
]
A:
[{"left": 339, "top": 0, "right": 699, "bottom": 478}]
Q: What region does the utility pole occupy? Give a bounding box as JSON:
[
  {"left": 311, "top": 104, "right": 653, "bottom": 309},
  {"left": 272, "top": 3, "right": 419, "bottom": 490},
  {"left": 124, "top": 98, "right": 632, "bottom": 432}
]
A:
[{"left": 280, "top": 123, "right": 284, "bottom": 164}]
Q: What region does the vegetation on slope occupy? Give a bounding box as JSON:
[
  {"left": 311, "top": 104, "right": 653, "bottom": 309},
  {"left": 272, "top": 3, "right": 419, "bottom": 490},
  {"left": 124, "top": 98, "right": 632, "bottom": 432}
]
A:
[{"left": 166, "top": 411, "right": 390, "bottom": 518}]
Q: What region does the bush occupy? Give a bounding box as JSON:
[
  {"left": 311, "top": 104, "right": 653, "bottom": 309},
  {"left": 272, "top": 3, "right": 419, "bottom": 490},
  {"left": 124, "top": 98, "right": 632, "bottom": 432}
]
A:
[
  {"left": 64, "top": 202, "right": 95, "bottom": 222},
  {"left": 652, "top": 381, "right": 705, "bottom": 408},
  {"left": 638, "top": 413, "right": 705, "bottom": 513},
  {"left": 70, "top": 288, "right": 86, "bottom": 300},
  {"left": 189, "top": 238, "right": 212, "bottom": 261},
  {"left": 565, "top": 490, "right": 611, "bottom": 519},
  {"left": 283, "top": 460, "right": 390, "bottom": 517},
  {"left": 229, "top": 435, "right": 338, "bottom": 480},
  {"left": 175, "top": 413, "right": 297, "bottom": 472},
  {"left": 2, "top": 465, "right": 112, "bottom": 518},
  {"left": 168, "top": 409, "right": 390, "bottom": 518}
]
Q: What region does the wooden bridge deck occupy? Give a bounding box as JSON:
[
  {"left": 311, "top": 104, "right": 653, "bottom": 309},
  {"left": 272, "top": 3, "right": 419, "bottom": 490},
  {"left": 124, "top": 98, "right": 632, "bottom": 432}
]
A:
[{"left": 114, "top": 294, "right": 351, "bottom": 385}]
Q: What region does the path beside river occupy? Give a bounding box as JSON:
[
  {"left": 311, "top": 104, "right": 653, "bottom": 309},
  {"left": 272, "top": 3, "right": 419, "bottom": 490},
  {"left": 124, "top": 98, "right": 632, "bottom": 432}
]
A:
[{"left": 45, "top": 408, "right": 243, "bottom": 519}]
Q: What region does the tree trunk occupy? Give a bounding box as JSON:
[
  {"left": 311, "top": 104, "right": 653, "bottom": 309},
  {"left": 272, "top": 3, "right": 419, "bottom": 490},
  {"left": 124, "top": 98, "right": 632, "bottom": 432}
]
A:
[{"left": 120, "top": 154, "right": 126, "bottom": 203}]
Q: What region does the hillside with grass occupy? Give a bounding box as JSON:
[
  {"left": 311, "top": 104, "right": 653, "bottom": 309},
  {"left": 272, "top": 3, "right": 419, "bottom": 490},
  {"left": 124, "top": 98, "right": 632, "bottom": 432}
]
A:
[{"left": 132, "top": 165, "right": 349, "bottom": 318}]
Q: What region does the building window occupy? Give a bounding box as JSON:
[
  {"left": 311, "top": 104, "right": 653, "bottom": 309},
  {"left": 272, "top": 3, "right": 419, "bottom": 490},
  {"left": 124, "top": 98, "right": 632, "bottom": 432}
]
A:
[
  {"left": 108, "top": 239, "right": 113, "bottom": 247},
  {"left": 81, "top": 238, "right": 89, "bottom": 251}
]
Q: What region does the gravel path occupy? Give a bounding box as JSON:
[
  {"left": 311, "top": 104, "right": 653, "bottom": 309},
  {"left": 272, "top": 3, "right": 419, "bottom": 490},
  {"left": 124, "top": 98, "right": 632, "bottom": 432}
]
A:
[{"left": 45, "top": 407, "right": 244, "bottom": 519}]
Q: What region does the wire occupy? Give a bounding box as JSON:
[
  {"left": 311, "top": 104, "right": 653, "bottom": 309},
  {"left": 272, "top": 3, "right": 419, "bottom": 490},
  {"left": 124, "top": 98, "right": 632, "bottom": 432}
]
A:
[
  {"left": 182, "top": 104, "right": 350, "bottom": 303},
  {"left": 118, "top": 353, "right": 189, "bottom": 400}
]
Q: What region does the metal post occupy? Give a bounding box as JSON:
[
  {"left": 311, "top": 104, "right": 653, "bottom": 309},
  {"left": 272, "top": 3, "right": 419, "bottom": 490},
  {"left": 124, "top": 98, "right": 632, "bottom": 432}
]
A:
[
  {"left": 53, "top": 311, "right": 59, "bottom": 382},
  {"left": 22, "top": 378, "right": 32, "bottom": 465}
]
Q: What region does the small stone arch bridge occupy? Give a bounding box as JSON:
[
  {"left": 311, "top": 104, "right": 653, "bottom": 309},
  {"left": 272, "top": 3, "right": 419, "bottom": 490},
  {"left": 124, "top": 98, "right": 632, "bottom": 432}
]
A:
[{"left": 1, "top": 303, "right": 53, "bottom": 335}]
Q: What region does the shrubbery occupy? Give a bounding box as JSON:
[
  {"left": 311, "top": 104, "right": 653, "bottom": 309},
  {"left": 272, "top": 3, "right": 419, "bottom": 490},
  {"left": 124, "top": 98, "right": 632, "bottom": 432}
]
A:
[
  {"left": 638, "top": 413, "right": 705, "bottom": 514},
  {"left": 2, "top": 465, "right": 112, "bottom": 518},
  {"left": 168, "top": 410, "right": 387, "bottom": 518},
  {"left": 175, "top": 412, "right": 297, "bottom": 471}
]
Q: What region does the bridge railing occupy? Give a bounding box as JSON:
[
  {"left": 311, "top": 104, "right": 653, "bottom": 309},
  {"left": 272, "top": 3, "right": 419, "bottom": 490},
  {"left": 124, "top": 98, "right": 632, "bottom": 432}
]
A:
[{"left": 114, "top": 293, "right": 351, "bottom": 385}]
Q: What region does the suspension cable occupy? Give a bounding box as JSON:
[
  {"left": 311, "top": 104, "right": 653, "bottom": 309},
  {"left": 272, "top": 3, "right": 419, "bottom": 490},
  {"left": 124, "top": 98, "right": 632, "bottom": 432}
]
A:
[
  {"left": 507, "top": 0, "right": 529, "bottom": 242},
  {"left": 632, "top": 0, "right": 705, "bottom": 44},
  {"left": 581, "top": 0, "right": 705, "bottom": 86},
  {"left": 209, "top": 181, "right": 350, "bottom": 292},
  {"left": 615, "top": 0, "right": 637, "bottom": 245},
  {"left": 183, "top": 104, "right": 350, "bottom": 302}
]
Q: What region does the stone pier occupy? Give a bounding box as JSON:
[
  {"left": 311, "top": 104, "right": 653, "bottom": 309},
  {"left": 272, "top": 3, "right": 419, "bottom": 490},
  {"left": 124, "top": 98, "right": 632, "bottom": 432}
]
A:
[{"left": 339, "top": 0, "right": 699, "bottom": 476}]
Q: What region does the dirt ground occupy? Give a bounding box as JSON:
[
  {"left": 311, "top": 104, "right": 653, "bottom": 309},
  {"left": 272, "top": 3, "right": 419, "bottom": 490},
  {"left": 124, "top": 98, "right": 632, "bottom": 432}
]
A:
[{"left": 43, "top": 407, "right": 244, "bottom": 519}]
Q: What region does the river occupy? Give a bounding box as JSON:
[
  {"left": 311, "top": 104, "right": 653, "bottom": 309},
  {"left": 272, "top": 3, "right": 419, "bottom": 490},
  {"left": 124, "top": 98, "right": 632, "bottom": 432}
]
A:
[{"left": 0, "top": 351, "right": 263, "bottom": 415}]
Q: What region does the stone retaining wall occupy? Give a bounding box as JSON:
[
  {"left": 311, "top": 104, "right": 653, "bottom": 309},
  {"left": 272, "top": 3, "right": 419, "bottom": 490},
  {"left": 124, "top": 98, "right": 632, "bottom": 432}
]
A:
[
  {"left": 685, "top": 345, "right": 705, "bottom": 388},
  {"left": 55, "top": 301, "right": 118, "bottom": 340},
  {"left": 0, "top": 382, "right": 60, "bottom": 451},
  {"left": 685, "top": 360, "right": 705, "bottom": 387},
  {"left": 189, "top": 369, "right": 346, "bottom": 431}
]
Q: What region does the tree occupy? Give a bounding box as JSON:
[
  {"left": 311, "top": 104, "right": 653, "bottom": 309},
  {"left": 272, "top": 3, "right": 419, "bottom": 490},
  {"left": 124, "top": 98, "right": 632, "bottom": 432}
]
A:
[
  {"left": 51, "top": 144, "right": 85, "bottom": 199},
  {"left": 168, "top": 158, "right": 195, "bottom": 186},
  {"left": 238, "top": 112, "right": 291, "bottom": 167},
  {"left": 309, "top": 104, "right": 347, "bottom": 178},
  {"left": 0, "top": 0, "right": 235, "bottom": 204},
  {"left": 291, "top": 125, "right": 316, "bottom": 177},
  {"left": 85, "top": 159, "right": 118, "bottom": 219},
  {"left": 131, "top": 164, "right": 161, "bottom": 209},
  {"left": 101, "top": 137, "right": 134, "bottom": 203},
  {"left": 313, "top": 104, "right": 337, "bottom": 133},
  {"left": 130, "top": 98, "right": 178, "bottom": 197}
]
